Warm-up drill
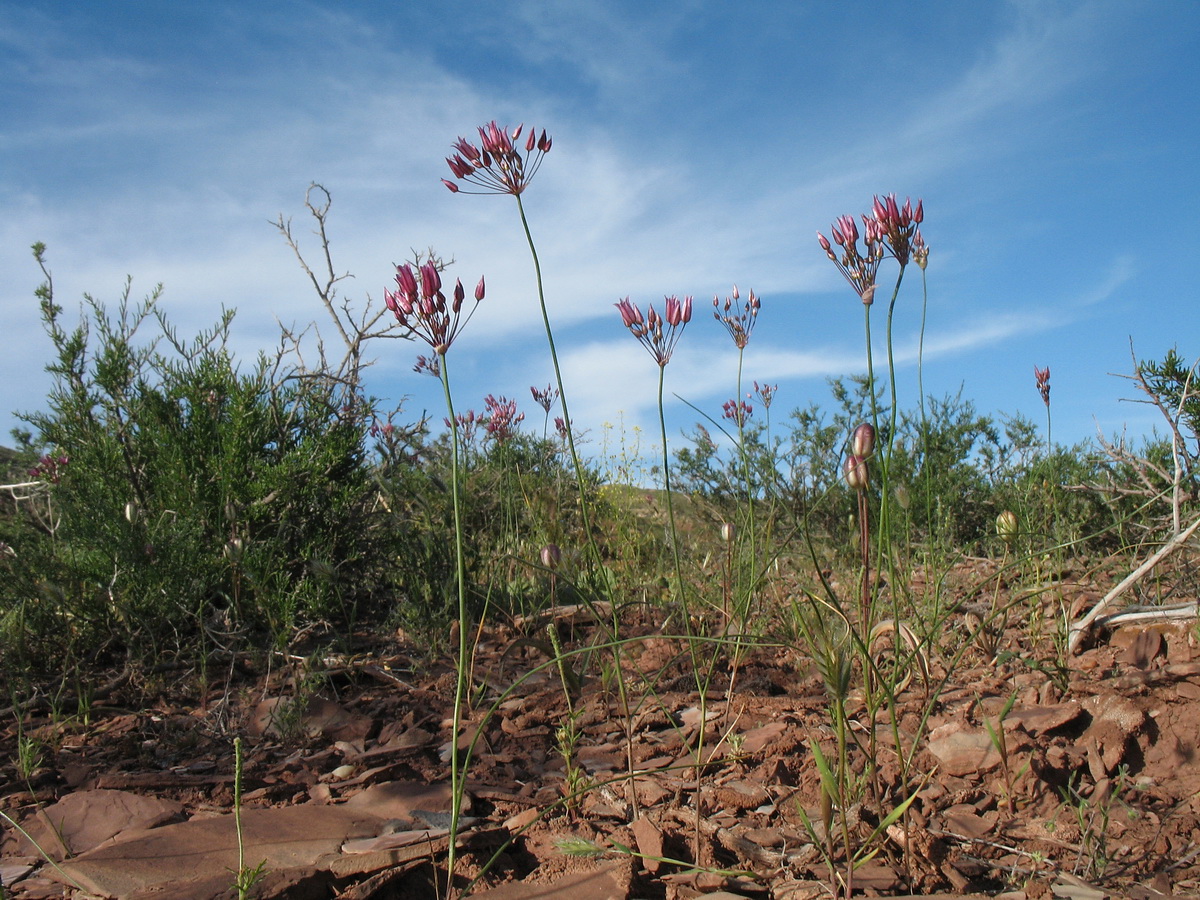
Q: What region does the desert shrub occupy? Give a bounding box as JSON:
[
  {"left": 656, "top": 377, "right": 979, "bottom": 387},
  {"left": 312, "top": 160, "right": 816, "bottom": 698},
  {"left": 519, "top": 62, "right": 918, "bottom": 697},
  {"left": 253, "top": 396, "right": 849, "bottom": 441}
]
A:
[{"left": 1, "top": 246, "right": 391, "bottom": 674}]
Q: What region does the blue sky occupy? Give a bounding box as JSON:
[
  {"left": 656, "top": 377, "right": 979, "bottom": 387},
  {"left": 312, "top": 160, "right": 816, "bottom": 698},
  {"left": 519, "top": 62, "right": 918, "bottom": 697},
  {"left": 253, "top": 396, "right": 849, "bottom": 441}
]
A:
[{"left": 2, "top": 1, "right": 1197, "bottom": 473}]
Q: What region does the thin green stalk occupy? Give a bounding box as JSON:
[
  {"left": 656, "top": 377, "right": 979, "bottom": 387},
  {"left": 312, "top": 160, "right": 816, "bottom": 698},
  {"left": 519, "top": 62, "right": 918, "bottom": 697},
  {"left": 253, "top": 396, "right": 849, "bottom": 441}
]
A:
[
  {"left": 513, "top": 192, "right": 640, "bottom": 814},
  {"left": 877, "top": 268, "right": 906, "bottom": 629},
  {"left": 439, "top": 353, "right": 469, "bottom": 896},
  {"left": 734, "top": 349, "right": 757, "bottom": 626},
  {"left": 655, "top": 362, "right": 706, "bottom": 863}
]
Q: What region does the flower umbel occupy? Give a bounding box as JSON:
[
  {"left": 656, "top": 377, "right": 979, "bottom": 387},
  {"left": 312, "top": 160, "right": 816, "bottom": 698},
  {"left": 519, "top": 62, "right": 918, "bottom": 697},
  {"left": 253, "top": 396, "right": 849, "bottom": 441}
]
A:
[
  {"left": 443, "top": 121, "right": 552, "bottom": 196},
  {"left": 722, "top": 398, "right": 753, "bottom": 427},
  {"left": 482, "top": 394, "right": 525, "bottom": 445},
  {"left": 1035, "top": 366, "right": 1051, "bottom": 407},
  {"left": 753, "top": 381, "right": 778, "bottom": 410},
  {"left": 615, "top": 295, "right": 693, "bottom": 366},
  {"left": 530, "top": 383, "right": 560, "bottom": 413},
  {"left": 713, "top": 284, "right": 761, "bottom": 349},
  {"left": 817, "top": 214, "right": 884, "bottom": 304},
  {"left": 871, "top": 194, "right": 924, "bottom": 267},
  {"left": 384, "top": 262, "right": 484, "bottom": 354}
]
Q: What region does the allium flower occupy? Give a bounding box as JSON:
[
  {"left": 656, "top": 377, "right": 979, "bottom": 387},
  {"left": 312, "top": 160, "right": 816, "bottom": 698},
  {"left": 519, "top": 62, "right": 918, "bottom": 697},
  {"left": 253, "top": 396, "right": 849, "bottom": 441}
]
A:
[
  {"left": 615, "top": 295, "right": 692, "bottom": 366},
  {"left": 722, "top": 399, "right": 753, "bottom": 427},
  {"left": 870, "top": 194, "right": 924, "bottom": 267},
  {"left": 554, "top": 417, "right": 568, "bottom": 440},
  {"left": 1035, "top": 366, "right": 1051, "bottom": 407},
  {"left": 384, "top": 262, "right": 484, "bottom": 354},
  {"left": 443, "top": 121, "right": 552, "bottom": 196},
  {"left": 445, "top": 409, "right": 479, "bottom": 445},
  {"left": 713, "top": 284, "right": 761, "bottom": 349},
  {"left": 482, "top": 394, "right": 525, "bottom": 445},
  {"left": 912, "top": 229, "right": 929, "bottom": 270},
  {"left": 753, "top": 381, "right": 778, "bottom": 410},
  {"left": 29, "top": 454, "right": 69, "bottom": 484},
  {"left": 413, "top": 354, "right": 441, "bottom": 377},
  {"left": 817, "top": 213, "right": 884, "bottom": 304},
  {"left": 530, "top": 383, "right": 559, "bottom": 413}
]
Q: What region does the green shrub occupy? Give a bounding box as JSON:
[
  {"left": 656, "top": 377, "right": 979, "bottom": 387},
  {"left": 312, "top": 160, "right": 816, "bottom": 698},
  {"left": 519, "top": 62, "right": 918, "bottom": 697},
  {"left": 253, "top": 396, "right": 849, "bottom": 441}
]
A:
[{"left": 2, "top": 246, "right": 390, "bottom": 673}]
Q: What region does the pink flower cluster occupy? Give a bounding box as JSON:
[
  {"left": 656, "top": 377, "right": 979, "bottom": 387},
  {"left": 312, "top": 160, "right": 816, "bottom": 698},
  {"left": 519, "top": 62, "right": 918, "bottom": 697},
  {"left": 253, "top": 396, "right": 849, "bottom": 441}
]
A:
[
  {"left": 1035, "top": 366, "right": 1051, "bottom": 407},
  {"left": 817, "top": 195, "right": 926, "bottom": 304},
  {"left": 722, "top": 399, "right": 753, "bottom": 427},
  {"left": 482, "top": 394, "right": 525, "bottom": 445},
  {"left": 443, "top": 121, "right": 552, "bottom": 196},
  {"left": 29, "top": 454, "right": 69, "bottom": 484},
  {"left": 530, "top": 384, "right": 559, "bottom": 413},
  {"left": 384, "top": 262, "right": 484, "bottom": 355},
  {"left": 753, "top": 381, "right": 778, "bottom": 410},
  {"left": 614, "top": 295, "right": 693, "bottom": 367},
  {"left": 713, "top": 285, "right": 760, "bottom": 349}
]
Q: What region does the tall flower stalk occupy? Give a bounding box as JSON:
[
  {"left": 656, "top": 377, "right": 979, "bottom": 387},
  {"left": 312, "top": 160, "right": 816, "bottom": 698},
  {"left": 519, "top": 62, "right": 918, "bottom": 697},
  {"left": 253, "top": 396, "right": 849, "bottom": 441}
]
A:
[
  {"left": 443, "top": 120, "right": 643, "bottom": 812},
  {"left": 713, "top": 285, "right": 763, "bottom": 683},
  {"left": 615, "top": 294, "right": 708, "bottom": 859},
  {"left": 384, "top": 260, "right": 483, "bottom": 895},
  {"left": 443, "top": 123, "right": 598, "bottom": 573},
  {"left": 1035, "top": 365, "right": 1052, "bottom": 454}
]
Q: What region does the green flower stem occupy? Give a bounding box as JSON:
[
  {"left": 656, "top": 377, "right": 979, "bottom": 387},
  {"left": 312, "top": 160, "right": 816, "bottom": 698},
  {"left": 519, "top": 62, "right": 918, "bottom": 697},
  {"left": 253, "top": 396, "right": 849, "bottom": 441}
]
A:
[
  {"left": 656, "top": 360, "right": 706, "bottom": 863},
  {"left": 878, "top": 267, "right": 906, "bottom": 626},
  {"left": 438, "top": 352, "right": 469, "bottom": 895},
  {"left": 513, "top": 192, "right": 640, "bottom": 814}
]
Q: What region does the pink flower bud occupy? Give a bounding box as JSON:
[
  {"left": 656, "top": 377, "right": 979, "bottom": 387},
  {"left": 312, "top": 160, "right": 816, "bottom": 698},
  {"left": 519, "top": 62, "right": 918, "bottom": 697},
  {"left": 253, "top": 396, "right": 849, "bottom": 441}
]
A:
[
  {"left": 453, "top": 278, "right": 465, "bottom": 312},
  {"left": 395, "top": 264, "right": 418, "bottom": 301},
  {"left": 852, "top": 422, "right": 876, "bottom": 457},
  {"left": 420, "top": 262, "right": 441, "bottom": 297},
  {"left": 475, "top": 276, "right": 485, "bottom": 301},
  {"left": 540, "top": 544, "right": 561, "bottom": 569},
  {"left": 615, "top": 297, "right": 643, "bottom": 328},
  {"left": 843, "top": 455, "right": 869, "bottom": 491},
  {"left": 442, "top": 179, "right": 460, "bottom": 193}
]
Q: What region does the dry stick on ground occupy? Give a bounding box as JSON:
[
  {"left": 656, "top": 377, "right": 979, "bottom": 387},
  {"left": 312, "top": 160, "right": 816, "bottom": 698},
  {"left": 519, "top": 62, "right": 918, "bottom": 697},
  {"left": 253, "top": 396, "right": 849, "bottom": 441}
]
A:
[{"left": 1068, "top": 512, "right": 1200, "bottom": 654}]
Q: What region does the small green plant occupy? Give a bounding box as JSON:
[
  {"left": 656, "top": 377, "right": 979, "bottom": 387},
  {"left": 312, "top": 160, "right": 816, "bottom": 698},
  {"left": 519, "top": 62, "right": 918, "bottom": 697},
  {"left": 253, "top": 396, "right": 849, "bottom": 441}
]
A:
[
  {"left": 554, "top": 708, "right": 591, "bottom": 815},
  {"left": 230, "top": 737, "right": 267, "bottom": 899},
  {"left": 1058, "top": 765, "right": 1133, "bottom": 882},
  {"left": 982, "top": 689, "right": 1029, "bottom": 813},
  {"left": 16, "top": 734, "right": 43, "bottom": 782}
]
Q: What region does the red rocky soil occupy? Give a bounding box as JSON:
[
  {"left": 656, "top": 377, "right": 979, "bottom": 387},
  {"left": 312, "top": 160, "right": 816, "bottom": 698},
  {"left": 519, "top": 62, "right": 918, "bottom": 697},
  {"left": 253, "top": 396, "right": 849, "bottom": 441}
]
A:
[{"left": 4, "top": 560, "right": 1200, "bottom": 899}]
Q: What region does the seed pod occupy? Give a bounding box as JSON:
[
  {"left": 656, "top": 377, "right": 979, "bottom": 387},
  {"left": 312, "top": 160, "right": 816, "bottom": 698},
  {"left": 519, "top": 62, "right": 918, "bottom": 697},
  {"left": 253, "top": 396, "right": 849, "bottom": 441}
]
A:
[
  {"left": 720, "top": 522, "right": 735, "bottom": 544},
  {"left": 996, "top": 510, "right": 1019, "bottom": 548}
]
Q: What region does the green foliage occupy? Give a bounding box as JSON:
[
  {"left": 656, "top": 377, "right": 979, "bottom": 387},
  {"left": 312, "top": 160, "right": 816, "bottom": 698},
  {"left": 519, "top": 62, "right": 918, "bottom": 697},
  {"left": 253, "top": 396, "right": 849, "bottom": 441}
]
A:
[{"left": 1, "top": 246, "right": 389, "bottom": 672}]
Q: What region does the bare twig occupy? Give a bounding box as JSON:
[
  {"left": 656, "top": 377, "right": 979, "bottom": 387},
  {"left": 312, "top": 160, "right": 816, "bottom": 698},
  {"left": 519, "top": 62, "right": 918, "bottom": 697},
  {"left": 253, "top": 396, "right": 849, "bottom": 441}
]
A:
[
  {"left": 1068, "top": 512, "right": 1200, "bottom": 653},
  {"left": 273, "top": 184, "right": 411, "bottom": 391}
]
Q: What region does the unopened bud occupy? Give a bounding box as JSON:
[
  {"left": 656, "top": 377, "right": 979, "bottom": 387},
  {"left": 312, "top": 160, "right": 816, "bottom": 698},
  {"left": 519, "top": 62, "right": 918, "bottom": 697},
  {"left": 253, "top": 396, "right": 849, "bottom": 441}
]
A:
[
  {"left": 996, "top": 511, "right": 1018, "bottom": 548},
  {"left": 720, "top": 522, "right": 735, "bottom": 544},
  {"left": 540, "top": 544, "right": 561, "bottom": 569},
  {"left": 124, "top": 501, "right": 140, "bottom": 524},
  {"left": 852, "top": 423, "right": 876, "bottom": 457},
  {"left": 843, "top": 455, "right": 869, "bottom": 492}
]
